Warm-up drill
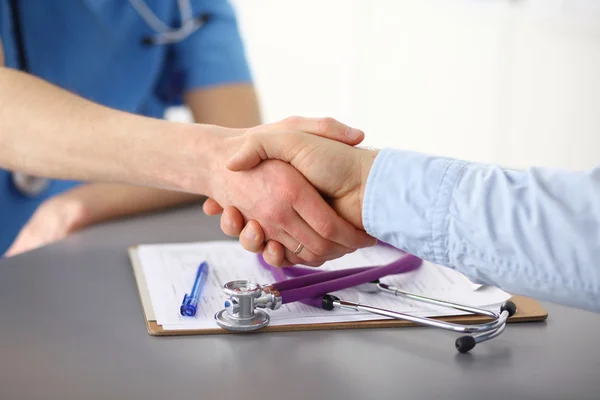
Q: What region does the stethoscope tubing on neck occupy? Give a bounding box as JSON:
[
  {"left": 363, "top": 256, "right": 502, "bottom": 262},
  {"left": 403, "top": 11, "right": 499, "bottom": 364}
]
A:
[{"left": 129, "top": 0, "right": 207, "bottom": 46}]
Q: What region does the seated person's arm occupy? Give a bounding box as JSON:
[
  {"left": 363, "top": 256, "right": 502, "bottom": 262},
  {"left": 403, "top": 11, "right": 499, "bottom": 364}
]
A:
[
  {"left": 6, "top": 84, "right": 261, "bottom": 256},
  {"left": 0, "top": 66, "right": 204, "bottom": 188},
  {"left": 5, "top": 0, "right": 262, "bottom": 255}
]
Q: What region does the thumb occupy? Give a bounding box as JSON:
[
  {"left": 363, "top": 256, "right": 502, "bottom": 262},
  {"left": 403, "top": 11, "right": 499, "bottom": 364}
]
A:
[
  {"left": 226, "top": 137, "right": 267, "bottom": 171},
  {"left": 269, "top": 117, "right": 365, "bottom": 146},
  {"left": 227, "top": 134, "right": 295, "bottom": 172}
]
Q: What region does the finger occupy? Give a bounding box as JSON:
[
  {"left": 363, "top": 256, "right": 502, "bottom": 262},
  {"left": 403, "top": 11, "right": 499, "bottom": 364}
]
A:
[
  {"left": 273, "top": 116, "right": 365, "bottom": 146},
  {"left": 264, "top": 210, "right": 346, "bottom": 267},
  {"left": 293, "top": 187, "right": 377, "bottom": 250},
  {"left": 4, "top": 235, "right": 30, "bottom": 257},
  {"left": 203, "top": 198, "right": 224, "bottom": 216},
  {"left": 270, "top": 228, "right": 319, "bottom": 266},
  {"left": 3, "top": 243, "right": 19, "bottom": 257},
  {"left": 226, "top": 136, "right": 268, "bottom": 171},
  {"left": 220, "top": 206, "right": 245, "bottom": 237},
  {"left": 239, "top": 220, "right": 265, "bottom": 253},
  {"left": 227, "top": 116, "right": 365, "bottom": 172},
  {"left": 262, "top": 240, "right": 287, "bottom": 267},
  {"left": 281, "top": 210, "right": 351, "bottom": 265},
  {"left": 259, "top": 240, "right": 299, "bottom": 268}
]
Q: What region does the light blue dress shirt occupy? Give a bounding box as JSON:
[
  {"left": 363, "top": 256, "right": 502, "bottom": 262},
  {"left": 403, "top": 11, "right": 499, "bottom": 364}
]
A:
[
  {"left": 0, "top": 0, "right": 252, "bottom": 254},
  {"left": 363, "top": 149, "right": 600, "bottom": 312}
]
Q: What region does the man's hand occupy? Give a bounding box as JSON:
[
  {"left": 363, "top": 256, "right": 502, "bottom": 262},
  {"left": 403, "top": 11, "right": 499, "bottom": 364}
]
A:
[
  {"left": 203, "top": 122, "right": 380, "bottom": 266},
  {"left": 202, "top": 117, "right": 377, "bottom": 267},
  {"left": 4, "top": 196, "right": 88, "bottom": 257}
]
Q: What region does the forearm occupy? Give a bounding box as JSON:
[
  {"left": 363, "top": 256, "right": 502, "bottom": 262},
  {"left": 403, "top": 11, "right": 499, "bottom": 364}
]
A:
[
  {"left": 363, "top": 149, "right": 600, "bottom": 312},
  {"left": 184, "top": 84, "right": 262, "bottom": 127},
  {"left": 59, "top": 83, "right": 262, "bottom": 225},
  {"left": 0, "top": 67, "right": 223, "bottom": 193},
  {"left": 54, "top": 183, "right": 202, "bottom": 229}
]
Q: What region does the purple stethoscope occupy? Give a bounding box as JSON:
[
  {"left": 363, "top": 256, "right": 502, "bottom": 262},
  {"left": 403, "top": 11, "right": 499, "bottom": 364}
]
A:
[{"left": 214, "top": 247, "right": 516, "bottom": 353}]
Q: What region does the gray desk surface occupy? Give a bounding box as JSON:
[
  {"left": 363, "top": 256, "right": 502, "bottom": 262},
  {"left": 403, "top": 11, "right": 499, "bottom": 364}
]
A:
[{"left": 1, "top": 206, "right": 599, "bottom": 400}]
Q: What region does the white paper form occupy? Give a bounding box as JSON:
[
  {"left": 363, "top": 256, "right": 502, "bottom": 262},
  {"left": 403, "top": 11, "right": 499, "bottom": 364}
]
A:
[{"left": 137, "top": 241, "right": 511, "bottom": 331}]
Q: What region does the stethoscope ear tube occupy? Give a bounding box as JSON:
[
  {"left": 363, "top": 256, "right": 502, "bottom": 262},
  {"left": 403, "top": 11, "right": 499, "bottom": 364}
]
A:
[{"left": 455, "top": 300, "right": 517, "bottom": 353}]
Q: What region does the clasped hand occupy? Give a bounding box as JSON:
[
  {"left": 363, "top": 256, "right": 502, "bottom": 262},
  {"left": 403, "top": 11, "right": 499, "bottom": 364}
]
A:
[
  {"left": 4, "top": 116, "right": 377, "bottom": 263},
  {"left": 204, "top": 116, "right": 379, "bottom": 267}
]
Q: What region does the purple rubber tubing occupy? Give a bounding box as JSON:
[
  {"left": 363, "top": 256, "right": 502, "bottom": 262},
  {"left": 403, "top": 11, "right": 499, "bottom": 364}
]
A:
[{"left": 257, "top": 247, "right": 422, "bottom": 307}]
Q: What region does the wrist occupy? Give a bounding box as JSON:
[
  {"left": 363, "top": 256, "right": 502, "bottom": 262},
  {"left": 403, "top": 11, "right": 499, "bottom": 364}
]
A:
[
  {"left": 357, "top": 148, "right": 379, "bottom": 229},
  {"left": 146, "top": 121, "right": 242, "bottom": 196}
]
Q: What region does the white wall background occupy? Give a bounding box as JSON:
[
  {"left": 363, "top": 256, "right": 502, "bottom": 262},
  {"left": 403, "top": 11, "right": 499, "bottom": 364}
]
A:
[{"left": 183, "top": 0, "right": 600, "bottom": 170}]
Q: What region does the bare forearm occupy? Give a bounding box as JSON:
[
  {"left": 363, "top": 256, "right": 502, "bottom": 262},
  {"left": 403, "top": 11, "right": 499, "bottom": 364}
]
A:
[
  {"left": 184, "top": 84, "right": 262, "bottom": 127},
  {"left": 59, "top": 83, "right": 262, "bottom": 225},
  {"left": 0, "top": 68, "right": 220, "bottom": 192},
  {"left": 55, "top": 183, "right": 202, "bottom": 228}
]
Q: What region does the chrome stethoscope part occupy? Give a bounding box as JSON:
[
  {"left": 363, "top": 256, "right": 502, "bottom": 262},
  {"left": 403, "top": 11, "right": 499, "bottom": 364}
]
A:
[
  {"left": 347, "top": 281, "right": 517, "bottom": 353},
  {"left": 214, "top": 280, "right": 272, "bottom": 332},
  {"left": 11, "top": 172, "right": 50, "bottom": 198},
  {"left": 215, "top": 278, "right": 517, "bottom": 353}
]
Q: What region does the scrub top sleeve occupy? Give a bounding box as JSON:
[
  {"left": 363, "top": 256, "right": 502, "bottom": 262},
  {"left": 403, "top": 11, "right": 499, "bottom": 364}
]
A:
[{"left": 173, "top": 0, "right": 252, "bottom": 91}]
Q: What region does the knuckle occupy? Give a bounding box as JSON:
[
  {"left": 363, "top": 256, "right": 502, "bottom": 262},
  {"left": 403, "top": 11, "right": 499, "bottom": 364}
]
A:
[
  {"left": 301, "top": 251, "right": 320, "bottom": 264},
  {"left": 245, "top": 125, "right": 261, "bottom": 135},
  {"left": 316, "top": 219, "right": 337, "bottom": 240},
  {"left": 277, "top": 183, "right": 299, "bottom": 205},
  {"left": 266, "top": 207, "right": 287, "bottom": 225},
  {"left": 317, "top": 117, "right": 338, "bottom": 134},
  {"left": 281, "top": 115, "right": 302, "bottom": 128},
  {"left": 283, "top": 187, "right": 299, "bottom": 204},
  {"left": 311, "top": 240, "right": 332, "bottom": 258}
]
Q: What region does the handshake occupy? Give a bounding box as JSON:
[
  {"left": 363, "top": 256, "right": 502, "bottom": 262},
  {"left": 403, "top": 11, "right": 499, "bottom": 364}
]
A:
[{"left": 200, "top": 116, "right": 380, "bottom": 267}]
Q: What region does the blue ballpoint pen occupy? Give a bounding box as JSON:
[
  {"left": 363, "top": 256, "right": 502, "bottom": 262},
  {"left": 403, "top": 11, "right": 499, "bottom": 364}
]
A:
[{"left": 180, "top": 262, "right": 209, "bottom": 317}]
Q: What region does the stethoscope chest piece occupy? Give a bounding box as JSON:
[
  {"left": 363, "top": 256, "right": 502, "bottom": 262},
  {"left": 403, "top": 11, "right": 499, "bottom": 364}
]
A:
[{"left": 214, "top": 280, "right": 270, "bottom": 332}]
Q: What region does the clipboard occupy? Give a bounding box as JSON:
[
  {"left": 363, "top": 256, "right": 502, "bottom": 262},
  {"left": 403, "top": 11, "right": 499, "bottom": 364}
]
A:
[{"left": 129, "top": 246, "right": 548, "bottom": 336}]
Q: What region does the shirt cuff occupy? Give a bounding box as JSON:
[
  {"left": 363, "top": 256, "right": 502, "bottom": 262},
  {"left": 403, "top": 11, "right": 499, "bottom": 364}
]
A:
[{"left": 362, "top": 149, "right": 469, "bottom": 264}]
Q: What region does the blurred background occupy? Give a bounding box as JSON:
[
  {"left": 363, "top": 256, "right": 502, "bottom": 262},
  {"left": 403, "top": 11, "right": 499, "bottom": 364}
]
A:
[{"left": 167, "top": 0, "right": 600, "bottom": 170}]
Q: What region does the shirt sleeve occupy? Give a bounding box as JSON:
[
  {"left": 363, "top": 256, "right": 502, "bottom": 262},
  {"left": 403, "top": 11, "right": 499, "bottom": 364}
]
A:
[
  {"left": 172, "top": 0, "right": 252, "bottom": 91},
  {"left": 363, "top": 148, "right": 600, "bottom": 312}
]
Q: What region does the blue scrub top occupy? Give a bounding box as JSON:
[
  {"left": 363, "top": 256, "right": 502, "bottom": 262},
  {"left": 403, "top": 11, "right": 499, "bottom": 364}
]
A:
[{"left": 0, "top": 0, "right": 252, "bottom": 254}]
